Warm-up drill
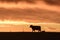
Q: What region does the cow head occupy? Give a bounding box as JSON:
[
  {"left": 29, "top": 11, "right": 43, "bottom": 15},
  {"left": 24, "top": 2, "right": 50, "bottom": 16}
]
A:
[{"left": 30, "top": 25, "right": 33, "bottom": 28}]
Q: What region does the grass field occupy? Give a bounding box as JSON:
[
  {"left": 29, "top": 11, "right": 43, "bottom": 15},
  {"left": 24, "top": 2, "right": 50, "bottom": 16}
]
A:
[{"left": 0, "top": 23, "right": 60, "bottom": 32}]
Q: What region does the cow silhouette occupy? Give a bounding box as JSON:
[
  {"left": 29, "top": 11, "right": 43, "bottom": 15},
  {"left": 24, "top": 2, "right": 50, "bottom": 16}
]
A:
[{"left": 30, "top": 25, "right": 41, "bottom": 32}]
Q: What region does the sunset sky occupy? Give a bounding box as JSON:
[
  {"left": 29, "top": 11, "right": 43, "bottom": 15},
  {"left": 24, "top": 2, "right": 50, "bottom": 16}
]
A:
[{"left": 0, "top": 0, "right": 60, "bottom": 32}]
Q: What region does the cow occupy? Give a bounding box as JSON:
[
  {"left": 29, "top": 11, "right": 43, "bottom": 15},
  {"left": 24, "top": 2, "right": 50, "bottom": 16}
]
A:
[{"left": 30, "top": 25, "right": 41, "bottom": 32}]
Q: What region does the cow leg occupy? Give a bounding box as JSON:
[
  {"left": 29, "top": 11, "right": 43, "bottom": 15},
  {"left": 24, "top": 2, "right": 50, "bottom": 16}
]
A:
[
  {"left": 38, "top": 30, "right": 40, "bottom": 32},
  {"left": 32, "top": 30, "right": 33, "bottom": 32},
  {"left": 34, "top": 30, "right": 35, "bottom": 32},
  {"left": 32, "top": 30, "right": 34, "bottom": 32},
  {"left": 38, "top": 30, "right": 41, "bottom": 32},
  {"left": 32, "top": 30, "right": 35, "bottom": 32}
]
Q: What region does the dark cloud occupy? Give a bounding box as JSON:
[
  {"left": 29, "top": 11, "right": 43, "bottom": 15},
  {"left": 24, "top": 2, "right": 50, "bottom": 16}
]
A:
[
  {"left": 0, "top": 8, "right": 60, "bottom": 23},
  {"left": 44, "top": 0, "right": 60, "bottom": 6},
  {"left": 0, "top": 0, "right": 60, "bottom": 5},
  {"left": 0, "top": 0, "right": 35, "bottom": 3}
]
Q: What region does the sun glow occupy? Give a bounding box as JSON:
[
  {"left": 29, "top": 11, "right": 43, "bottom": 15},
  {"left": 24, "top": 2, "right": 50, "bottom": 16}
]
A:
[
  {"left": 0, "top": 20, "right": 59, "bottom": 25},
  {"left": 0, "top": 20, "right": 30, "bottom": 25}
]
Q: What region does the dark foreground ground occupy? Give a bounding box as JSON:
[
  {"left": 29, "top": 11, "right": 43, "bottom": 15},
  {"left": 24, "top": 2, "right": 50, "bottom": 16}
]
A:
[{"left": 0, "top": 32, "right": 60, "bottom": 40}]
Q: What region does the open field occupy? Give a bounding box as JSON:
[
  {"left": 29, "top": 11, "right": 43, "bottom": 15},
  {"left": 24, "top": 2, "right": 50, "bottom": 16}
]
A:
[{"left": 0, "top": 23, "right": 60, "bottom": 32}]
